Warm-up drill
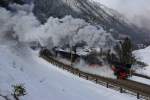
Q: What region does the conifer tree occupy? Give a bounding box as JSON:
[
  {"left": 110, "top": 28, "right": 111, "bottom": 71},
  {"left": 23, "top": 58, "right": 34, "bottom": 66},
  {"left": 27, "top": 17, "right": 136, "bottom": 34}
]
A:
[
  {"left": 116, "top": 37, "right": 134, "bottom": 64},
  {"left": 121, "top": 37, "right": 133, "bottom": 64}
]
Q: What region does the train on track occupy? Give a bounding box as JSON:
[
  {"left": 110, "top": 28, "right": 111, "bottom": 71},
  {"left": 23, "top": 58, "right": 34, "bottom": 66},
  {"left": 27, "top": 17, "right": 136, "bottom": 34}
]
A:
[{"left": 39, "top": 47, "right": 132, "bottom": 79}]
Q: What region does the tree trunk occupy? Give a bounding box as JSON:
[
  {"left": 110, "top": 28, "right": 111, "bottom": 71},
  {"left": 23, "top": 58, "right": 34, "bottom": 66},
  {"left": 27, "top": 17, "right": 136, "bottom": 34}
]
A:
[{"left": 13, "top": 94, "right": 19, "bottom": 100}]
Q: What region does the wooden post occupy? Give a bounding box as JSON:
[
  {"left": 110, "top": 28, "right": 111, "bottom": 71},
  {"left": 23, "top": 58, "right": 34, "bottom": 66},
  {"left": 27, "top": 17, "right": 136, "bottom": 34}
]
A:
[
  {"left": 120, "top": 87, "right": 123, "bottom": 93},
  {"left": 70, "top": 46, "right": 73, "bottom": 67},
  {"left": 137, "top": 93, "right": 140, "bottom": 99},
  {"left": 79, "top": 73, "right": 81, "bottom": 77},
  {"left": 95, "top": 78, "right": 98, "bottom": 83},
  {"left": 86, "top": 75, "right": 89, "bottom": 80},
  {"left": 106, "top": 83, "right": 109, "bottom": 88}
]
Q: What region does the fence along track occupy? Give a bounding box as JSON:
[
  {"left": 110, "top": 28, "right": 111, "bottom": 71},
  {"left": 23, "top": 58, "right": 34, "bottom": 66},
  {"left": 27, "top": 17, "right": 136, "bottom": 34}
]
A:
[{"left": 41, "top": 55, "right": 150, "bottom": 100}]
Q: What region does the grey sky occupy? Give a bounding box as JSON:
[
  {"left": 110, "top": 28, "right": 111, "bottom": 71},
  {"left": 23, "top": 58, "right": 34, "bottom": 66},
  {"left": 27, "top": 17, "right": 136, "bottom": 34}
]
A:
[
  {"left": 94, "top": 0, "right": 150, "bottom": 30},
  {"left": 95, "top": 0, "right": 150, "bottom": 16}
]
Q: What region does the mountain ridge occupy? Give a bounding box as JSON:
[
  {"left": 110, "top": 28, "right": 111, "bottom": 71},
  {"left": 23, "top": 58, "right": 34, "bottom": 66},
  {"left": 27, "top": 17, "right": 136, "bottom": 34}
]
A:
[{"left": 33, "top": 0, "right": 150, "bottom": 45}]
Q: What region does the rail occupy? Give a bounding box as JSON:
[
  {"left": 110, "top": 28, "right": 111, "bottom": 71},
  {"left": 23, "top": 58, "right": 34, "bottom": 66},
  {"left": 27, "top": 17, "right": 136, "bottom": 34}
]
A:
[{"left": 133, "top": 73, "right": 150, "bottom": 80}]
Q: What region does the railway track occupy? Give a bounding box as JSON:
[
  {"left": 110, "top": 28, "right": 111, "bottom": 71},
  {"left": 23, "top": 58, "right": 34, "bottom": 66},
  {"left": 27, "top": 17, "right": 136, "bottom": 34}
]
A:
[
  {"left": 40, "top": 55, "right": 150, "bottom": 100},
  {"left": 132, "top": 73, "right": 150, "bottom": 80}
]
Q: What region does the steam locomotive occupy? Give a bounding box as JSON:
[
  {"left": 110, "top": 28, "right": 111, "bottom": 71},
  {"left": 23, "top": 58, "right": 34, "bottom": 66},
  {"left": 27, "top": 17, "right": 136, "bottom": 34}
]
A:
[
  {"left": 111, "top": 62, "right": 132, "bottom": 79},
  {"left": 39, "top": 47, "right": 131, "bottom": 79}
]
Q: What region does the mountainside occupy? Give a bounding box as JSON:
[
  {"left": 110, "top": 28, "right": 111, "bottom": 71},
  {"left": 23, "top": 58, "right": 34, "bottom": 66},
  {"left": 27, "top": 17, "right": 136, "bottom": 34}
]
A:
[
  {"left": 33, "top": 0, "right": 150, "bottom": 45},
  {"left": 0, "top": 0, "right": 24, "bottom": 9}
]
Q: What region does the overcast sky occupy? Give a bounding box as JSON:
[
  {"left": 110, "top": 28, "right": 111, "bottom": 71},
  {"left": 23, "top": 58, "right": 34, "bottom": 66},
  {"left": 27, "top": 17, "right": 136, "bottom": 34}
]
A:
[
  {"left": 94, "top": 0, "right": 150, "bottom": 17},
  {"left": 94, "top": 0, "right": 150, "bottom": 30}
]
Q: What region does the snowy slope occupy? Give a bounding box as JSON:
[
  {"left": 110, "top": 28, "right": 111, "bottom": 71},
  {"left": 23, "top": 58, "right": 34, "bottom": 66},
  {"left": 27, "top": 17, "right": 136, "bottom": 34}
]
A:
[
  {"left": 131, "top": 46, "right": 150, "bottom": 85},
  {"left": 134, "top": 46, "right": 150, "bottom": 65},
  {"left": 0, "top": 44, "right": 137, "bottom": 100},
  {"left": 134, "top": 47, "right": 150, "bottom": 76},
  {"left": 130, "top": 76, "right": 150, "bottom": 85},
  {"left": 134, "top": 46, "right": 150, "bottom": 76}
]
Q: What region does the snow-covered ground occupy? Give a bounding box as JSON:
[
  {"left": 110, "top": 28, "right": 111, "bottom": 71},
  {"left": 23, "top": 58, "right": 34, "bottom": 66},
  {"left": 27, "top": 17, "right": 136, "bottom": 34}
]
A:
[
  {"left": 130, "top": 76, "right": 150, "bottom": 85},
  {"left": 0, "top": 43, "right": 138, "bottom": 100},
  {"left": 124, "top": 46, "right": 150, "bottom": 85},
  {"left": 134, "top": 46, "right": 150, "bottom": 77}
]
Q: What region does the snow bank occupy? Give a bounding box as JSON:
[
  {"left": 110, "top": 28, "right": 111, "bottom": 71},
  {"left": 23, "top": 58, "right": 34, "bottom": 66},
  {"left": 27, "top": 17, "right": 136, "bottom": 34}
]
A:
[
  {"left": 134, "top": 46, "right": 150, "bottom": 76},
  {"left": 134, "top": 46, "right": 150, "bottom": 65},
  {"left": 130, "top": 76, "right": 150, "bottom": 85}
]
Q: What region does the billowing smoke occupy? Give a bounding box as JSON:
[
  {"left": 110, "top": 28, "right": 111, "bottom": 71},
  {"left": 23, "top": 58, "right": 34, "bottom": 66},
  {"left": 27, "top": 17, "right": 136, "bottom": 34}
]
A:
[
  {"left": 0, "top": 4, "right": 115, "bottom": 50},
  {"left": 94, "top": 0, "right": 150, "bottom": 30},
  {"left": 0, "top": 5, "right": 40, "bottom": 45}
]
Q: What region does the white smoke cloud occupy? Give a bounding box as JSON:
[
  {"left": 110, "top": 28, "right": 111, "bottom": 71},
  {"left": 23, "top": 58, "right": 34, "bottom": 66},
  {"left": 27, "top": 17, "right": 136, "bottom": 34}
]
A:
[
  {"left": 0, "top": 4, "right": 115, "bottom": 49},
  {"left": 31, "top": 16, "right": 114, "bottom": 48},
  {"left": 0, "top": 7, "right": 40, "bottom": 42}
]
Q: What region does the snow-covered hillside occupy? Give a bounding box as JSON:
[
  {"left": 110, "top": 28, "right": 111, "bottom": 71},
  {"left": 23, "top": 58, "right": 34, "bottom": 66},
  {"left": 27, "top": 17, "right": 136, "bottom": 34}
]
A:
[
  {"left": 134, "top": 46, "right": 150, "bottom": 76},
  {"left": 0, "top": 44, "right": 137, "bottom": 100}
]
